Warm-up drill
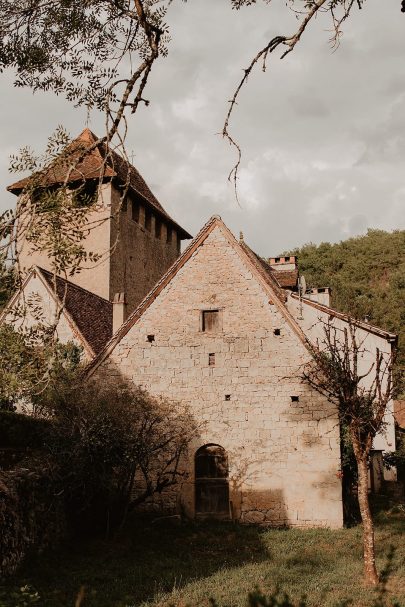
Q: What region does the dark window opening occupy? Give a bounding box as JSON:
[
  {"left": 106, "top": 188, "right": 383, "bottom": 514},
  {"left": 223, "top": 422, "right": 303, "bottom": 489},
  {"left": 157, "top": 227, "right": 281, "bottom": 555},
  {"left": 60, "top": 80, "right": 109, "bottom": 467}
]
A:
[
  {"left": 166, "top": 226, "right": 172, "bottom": 243},
  {"left": 147, "top": 334, "right": 155, "bottom": 343},
  {"left": 208, "top": 353, "right": 215, "bottom": 366},
  {"left": 202, "top": 310, "right": 220, "bottom": 332},
  {"left": 318, "top": 288, "right": 326, "bottom": 293},
  {"left": 275, "top": 257, "right": 280, "bottom": 263},
  {"left": 274, "top": 328, "right": 281, "bottom": 336},
  {"left": 72, "top": 180, "right": 98, "bottom": 208},
  {"left": 291, "top": 396, "right": 299, "bottom": 402},
  {"left": 285, "top": 256, "right": 290, "bottom": 261},
  {"left": 155, "top": 219, "right": 162, "bottom": 239},
  {"left": 131, "top": 199, "right": 140, "bottom": 222},
  {"left": 225, "top": 394, "right": 231, "bottom": 401},
  {"left": 145, "top": 208, "right": 152, "bottom": 231},
  {"left": 195, "top": 445, "right": 229, "bottom": 516}
]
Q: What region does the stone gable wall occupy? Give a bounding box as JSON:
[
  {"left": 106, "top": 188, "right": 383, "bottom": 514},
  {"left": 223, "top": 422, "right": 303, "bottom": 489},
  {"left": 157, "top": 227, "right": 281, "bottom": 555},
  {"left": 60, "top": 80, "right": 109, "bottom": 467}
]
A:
[{"left": 95, "top": 226, "right": 343, "bottom": 528}]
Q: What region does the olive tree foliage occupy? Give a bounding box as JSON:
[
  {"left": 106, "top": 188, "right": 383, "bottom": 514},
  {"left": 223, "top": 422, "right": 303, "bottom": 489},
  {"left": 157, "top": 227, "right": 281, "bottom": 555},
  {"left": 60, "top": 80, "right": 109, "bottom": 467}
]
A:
[
  {"left": 0, "top": 0, "right": 373, "bottom": 297},
  {"left": 0, "top": 322, "right": 82, "bottom": 412},
  {"left": 0, "top": 1, "right": 369, "bottom": 198},
  {"left": 2, "top": 127, "right": 102, "bottom": 278},
  {"left": 302, "top": 320, "right": 399, "bottom": 587}
]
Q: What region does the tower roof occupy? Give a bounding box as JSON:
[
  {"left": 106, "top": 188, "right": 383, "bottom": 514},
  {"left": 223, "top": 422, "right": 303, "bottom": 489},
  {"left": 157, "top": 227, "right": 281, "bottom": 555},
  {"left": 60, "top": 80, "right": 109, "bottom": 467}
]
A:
[{"left": 7, "top": 128, "right": 191, "bottom": 239}]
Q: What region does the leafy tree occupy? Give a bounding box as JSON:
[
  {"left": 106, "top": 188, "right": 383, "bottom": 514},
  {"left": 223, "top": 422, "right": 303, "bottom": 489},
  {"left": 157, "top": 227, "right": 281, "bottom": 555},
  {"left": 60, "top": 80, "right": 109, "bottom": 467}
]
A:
[
  {"left": 0, "top": 322, "right": 82, "bottom": 412},
  {"left": 302, "top": 320, "right": 398, "bottom": 586},
  {"left": 0, "top": 256, "right": 15, "bottom": 311}
]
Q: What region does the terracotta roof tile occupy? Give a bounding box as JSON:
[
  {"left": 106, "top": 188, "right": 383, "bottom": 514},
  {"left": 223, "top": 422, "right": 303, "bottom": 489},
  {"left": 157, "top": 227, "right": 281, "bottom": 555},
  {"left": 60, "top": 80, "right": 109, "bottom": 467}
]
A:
[
  {"left": 39, "top": 268, "right": 113, "bottom": 355},
  {"left": 394, "top": 401, "right": 405, "bottom": 429},
  {"left": 271, "top": 269, "right": 299, "bottom": 289},
  {"left": 8, "top": 128, "right": 191, "bottom": 239}
]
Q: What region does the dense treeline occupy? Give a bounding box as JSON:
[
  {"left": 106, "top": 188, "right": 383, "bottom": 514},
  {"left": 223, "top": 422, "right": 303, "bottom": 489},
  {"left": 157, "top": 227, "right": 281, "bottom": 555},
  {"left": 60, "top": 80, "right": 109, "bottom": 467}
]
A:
[{"left": 287, "top": 228, "right": 405, "bottom": 379}]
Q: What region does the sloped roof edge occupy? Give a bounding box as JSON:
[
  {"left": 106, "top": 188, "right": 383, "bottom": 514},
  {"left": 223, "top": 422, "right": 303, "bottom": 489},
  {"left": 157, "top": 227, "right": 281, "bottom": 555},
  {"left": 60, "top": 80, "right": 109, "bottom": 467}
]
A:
[{"left": 291, "top": 293, "right": 398, "bottom": 343}]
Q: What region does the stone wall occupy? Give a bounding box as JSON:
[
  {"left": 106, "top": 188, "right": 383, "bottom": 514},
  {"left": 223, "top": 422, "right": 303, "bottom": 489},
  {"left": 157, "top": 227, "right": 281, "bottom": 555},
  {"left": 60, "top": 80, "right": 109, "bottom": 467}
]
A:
[
  {"left": 94, "top": 225, "right": 343, "bottom": 528},
  {"left": 109, "top": 187, "right": 181, "bottom": 314}
]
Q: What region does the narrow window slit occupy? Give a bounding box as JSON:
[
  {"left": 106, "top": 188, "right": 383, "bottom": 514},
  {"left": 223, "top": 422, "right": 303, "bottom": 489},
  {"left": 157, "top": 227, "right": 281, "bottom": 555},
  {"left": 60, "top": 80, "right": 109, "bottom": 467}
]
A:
[{"left": 208, "top": 353, "right": 215, "bottom": 366}]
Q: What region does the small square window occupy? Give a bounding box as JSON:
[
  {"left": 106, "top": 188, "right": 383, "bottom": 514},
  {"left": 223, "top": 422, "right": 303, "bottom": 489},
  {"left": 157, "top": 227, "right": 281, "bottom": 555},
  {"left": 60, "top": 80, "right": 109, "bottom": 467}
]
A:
[
  {"left": 291, "top": 396, "right": 299, "bottom": 402},
  {"left": 274, "top": 328, "right": 281, "bottom": 336},
  {"left": 208, "top": 353, "right": 215, "bottom": 366},
  {"left": 225, "top": 394, "right": 231, "bottom": 401},
  {"left": 202, "top": 310, "right": 219, "bottom": 332}
]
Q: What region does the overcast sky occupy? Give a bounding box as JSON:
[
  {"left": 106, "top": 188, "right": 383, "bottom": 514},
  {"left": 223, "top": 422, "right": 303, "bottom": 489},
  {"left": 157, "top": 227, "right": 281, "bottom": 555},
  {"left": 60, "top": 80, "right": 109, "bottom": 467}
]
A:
[{"left": 0, "top": 0, "right": 404, "bottom": 256}]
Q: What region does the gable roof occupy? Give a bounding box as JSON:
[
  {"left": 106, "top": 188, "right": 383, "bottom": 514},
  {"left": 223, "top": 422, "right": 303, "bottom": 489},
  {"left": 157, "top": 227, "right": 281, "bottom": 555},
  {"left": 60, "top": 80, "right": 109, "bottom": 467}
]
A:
[
  {"left": 1, "top": 267, "right": 113, "bottom": 357},
  {"left": 86, "top": 215, "right": 310, "bottom": 377},
  {"left": 7, "top": 128, "right": 191, "bottom": 239},
  {"left": 39, "top": 268, "right": 113, "bottom": 355}
]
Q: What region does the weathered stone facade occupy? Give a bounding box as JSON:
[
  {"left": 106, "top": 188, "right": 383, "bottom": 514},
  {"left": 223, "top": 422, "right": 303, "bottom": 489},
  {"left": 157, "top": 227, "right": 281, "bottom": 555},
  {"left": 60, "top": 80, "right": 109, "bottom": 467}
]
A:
[
  {"left": 15, "top": 183, "right": 186, "bottom": 315},
  {"left": 91, "top": 219, "right": 344, "bottom": 528}
]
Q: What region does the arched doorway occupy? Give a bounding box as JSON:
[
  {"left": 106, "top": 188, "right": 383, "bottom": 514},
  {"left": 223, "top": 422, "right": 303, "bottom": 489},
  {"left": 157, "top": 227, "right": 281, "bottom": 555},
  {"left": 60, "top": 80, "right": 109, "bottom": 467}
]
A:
[{"left": 195, "top": 444, "right": 229, "bottom": 517}]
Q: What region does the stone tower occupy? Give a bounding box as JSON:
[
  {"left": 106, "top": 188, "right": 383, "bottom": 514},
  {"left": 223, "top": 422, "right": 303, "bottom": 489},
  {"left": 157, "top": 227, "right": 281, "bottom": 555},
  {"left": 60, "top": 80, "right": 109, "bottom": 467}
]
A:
[{"left": 8, "top": 129, "right": 192, "bottom": 317}]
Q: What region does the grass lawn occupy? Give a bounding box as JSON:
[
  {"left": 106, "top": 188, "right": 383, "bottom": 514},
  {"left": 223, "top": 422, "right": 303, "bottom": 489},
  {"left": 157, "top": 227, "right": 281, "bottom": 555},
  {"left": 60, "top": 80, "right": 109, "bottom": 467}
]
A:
[{"left": 0, "top": 503, "right": 404, "bottom": 607}]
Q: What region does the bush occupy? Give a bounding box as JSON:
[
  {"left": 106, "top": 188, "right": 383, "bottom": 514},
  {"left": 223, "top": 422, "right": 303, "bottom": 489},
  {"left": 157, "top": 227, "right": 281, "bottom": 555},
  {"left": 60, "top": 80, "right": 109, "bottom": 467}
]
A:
[
  {"left": 0, "top": 411, "right": 51, "bottom": 449},
  {"left": 44, "top": 378, "right": 198, "bottom": 532},
  {"left": 0, "top": 464, "right": 65, "bottom": 577}
]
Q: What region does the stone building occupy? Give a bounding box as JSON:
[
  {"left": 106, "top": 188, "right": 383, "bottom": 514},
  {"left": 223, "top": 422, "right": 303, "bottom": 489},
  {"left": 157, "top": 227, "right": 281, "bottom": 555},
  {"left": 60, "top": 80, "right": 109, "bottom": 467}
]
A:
[
  {"left": 86, "top": 216, "right": 397, "bottom": 527},
  {"left": 8, "top": 128, "right": 192, "bottom": 315},
  {"left": 2, "top": 135, "right": 398, "bottom": 527}
]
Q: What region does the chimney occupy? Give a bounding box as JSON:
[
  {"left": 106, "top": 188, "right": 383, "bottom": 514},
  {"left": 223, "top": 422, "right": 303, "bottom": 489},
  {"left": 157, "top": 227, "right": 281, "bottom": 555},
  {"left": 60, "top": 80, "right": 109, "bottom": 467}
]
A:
[
  {"left": 113, "top": 292, "right": 127, "bottom": 333},
  {"left": 268, "top": 256, "right": 298, "bottom": 271}
]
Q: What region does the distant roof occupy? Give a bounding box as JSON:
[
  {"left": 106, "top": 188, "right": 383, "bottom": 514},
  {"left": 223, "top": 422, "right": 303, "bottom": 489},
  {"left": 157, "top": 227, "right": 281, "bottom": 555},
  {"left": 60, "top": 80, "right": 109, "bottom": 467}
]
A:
[
  {"left": 291, "top": 292, "right": 398, "bottom": 343},
  {"left": 270, "top": 269, "right": 299, "bottom": 289},
  {"left": 394, "top": 401, "right": 405, "bottom": 429},
  {"left": 8, "top": 128, "right": 191, "bottom": 239},
  {"left": 39, "top": 267, "right": 113, "bottom": 355}
]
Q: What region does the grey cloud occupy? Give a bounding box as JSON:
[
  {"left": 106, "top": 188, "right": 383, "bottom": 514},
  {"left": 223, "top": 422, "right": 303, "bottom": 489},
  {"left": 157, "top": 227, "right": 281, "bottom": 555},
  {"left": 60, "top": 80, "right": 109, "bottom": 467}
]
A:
[{"left": 0, "top": 0, "right": 404, "bottom": 256}]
